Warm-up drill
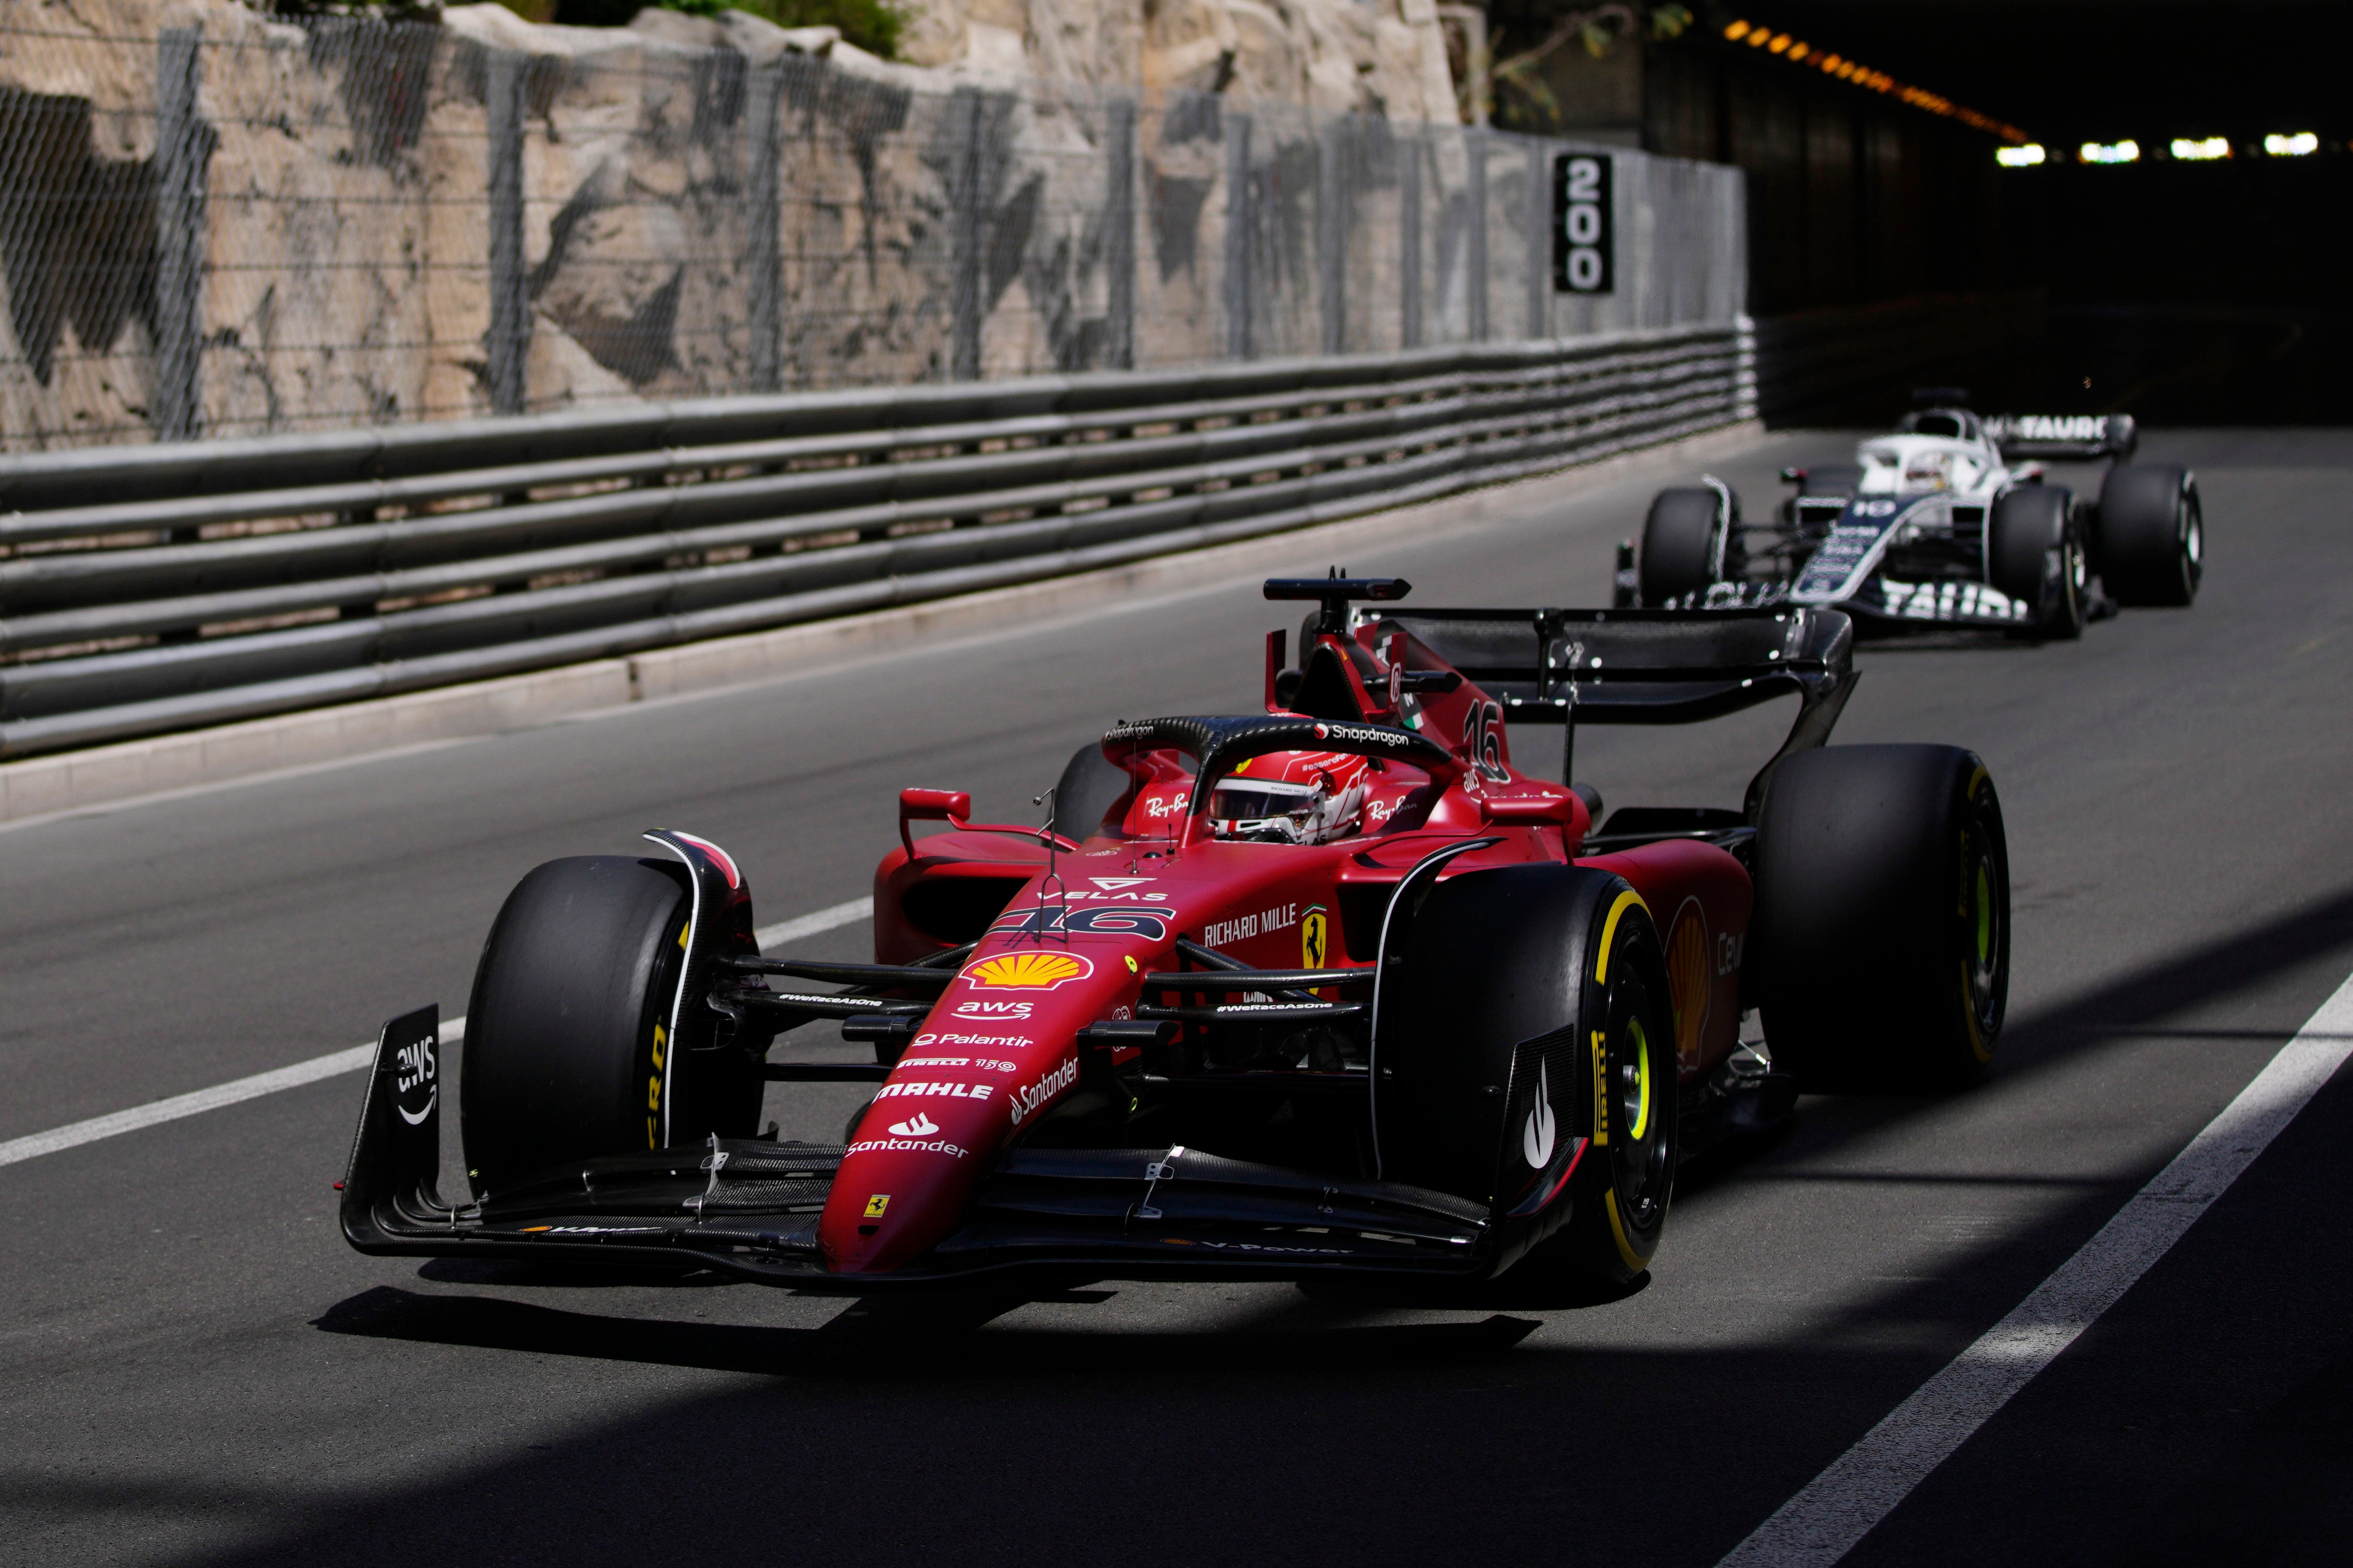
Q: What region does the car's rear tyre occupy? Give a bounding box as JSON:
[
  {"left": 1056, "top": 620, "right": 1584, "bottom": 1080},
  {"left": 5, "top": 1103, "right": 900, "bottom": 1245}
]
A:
[
  {"left": 1639, "top": 487, "right": 1739, "bottom": 606},
  {"left": 1989, "top": 485, "right": 2086, "bottom": 639},
  {"left": 1376, "top": 864, "right": 1678, "bottom": 1284},
  {"left": 2096, "top": 465, "right": 2202, "bottom": 607},
  {"left": 1750, "top": 745, "right": 2010, "bottom": 1090},
  {"left": 460, "top": 855, "right": 761, "bottom": 1197}
]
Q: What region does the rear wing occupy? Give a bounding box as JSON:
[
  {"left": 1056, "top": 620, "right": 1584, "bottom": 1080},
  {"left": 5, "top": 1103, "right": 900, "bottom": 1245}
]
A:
[
  {"left": 1983, "top": 413, "right": 2137, "bottom": 461},
  {"left": 1378, "top": 606, "right": 1856, "bottom": 819}
]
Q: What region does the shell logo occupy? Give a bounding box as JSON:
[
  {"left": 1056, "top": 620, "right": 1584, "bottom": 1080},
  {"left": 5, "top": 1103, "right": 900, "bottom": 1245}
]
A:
[
  {"left": 1666, "top": 906, "right": 1710, "bottom": 1063},
  {"left": 965, "top": 951, "right": 1096, "bottom": 989}
]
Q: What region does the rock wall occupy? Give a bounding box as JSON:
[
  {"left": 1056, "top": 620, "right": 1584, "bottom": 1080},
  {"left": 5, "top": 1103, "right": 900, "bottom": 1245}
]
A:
[{"left": 0, "top": 2, "right": 1484, "bottom": 446}]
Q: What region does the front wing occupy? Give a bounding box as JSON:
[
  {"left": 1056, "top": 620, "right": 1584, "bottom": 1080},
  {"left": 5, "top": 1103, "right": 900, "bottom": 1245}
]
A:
[{"left": 340, "top": 1008, "right": 1491, "bottom": 1291}]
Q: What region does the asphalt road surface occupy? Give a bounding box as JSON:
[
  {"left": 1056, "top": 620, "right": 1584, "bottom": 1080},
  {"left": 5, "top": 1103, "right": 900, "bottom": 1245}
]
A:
[{"left": 5, "top": 427, "right": 2351, "bottom": 1567}]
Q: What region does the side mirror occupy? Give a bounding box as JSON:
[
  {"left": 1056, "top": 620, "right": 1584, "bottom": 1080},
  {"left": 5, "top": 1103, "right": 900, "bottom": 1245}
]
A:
[
  {"left": 898, "top": 788, "right": 973, "bottom": 856},
  {"left": 1480, "top": 790, "right": 1581, "bottom": 832}
]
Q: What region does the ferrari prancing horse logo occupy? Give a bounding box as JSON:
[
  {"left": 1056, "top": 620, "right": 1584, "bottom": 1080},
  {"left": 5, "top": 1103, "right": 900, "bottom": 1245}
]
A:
[{"left": 1301, "top": 907, "right": 1328, "bottom": 970}]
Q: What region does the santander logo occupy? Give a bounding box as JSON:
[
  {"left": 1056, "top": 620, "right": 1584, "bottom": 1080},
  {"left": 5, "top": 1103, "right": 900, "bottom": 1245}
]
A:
[
  {"left": 1008, "top": 1057, "right": 1080, "bottom": 1127},
  {"left": 887, "top": 1111, "right": 942, "bottom": 1138}
]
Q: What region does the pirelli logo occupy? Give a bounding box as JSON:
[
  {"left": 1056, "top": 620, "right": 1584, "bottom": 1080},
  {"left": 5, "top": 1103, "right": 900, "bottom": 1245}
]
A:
[{"left": 1590, "top": 1029, "right": 1608, "bottom": 1146}]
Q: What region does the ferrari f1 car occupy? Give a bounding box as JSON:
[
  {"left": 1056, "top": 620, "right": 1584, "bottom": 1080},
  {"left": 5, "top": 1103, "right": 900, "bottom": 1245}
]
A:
[
  {"left": 343, "top": 577, "right": 2012, "bottom": 1291},
  {"left": 1622, "top": 405, "right": 2204, "bottom": 638}
]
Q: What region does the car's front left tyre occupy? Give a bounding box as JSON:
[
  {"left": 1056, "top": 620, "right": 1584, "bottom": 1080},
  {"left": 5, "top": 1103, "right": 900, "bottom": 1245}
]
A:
[
  {"left": 1639, "top": 486, "right": 1740, "bottom": 606},
  {"left": 1990, "top": 485, "right": 2087, "bottom": 640}
]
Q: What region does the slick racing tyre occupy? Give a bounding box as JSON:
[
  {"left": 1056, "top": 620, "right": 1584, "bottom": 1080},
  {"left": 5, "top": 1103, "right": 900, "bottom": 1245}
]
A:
[
  {"left": 2096, "top": 465, "right": 2202, "bottom": 607},
  {"left": 1639, "top": 487, "right": 1741, "bottom": 606},
  {"left": 461, "top": 855, "right": 760, "bottom": 1197},
  {"left": 1989, "top": 485, "right": 2087, "bottom": 639},
  {"left": 1376, "top": 864, "right": 1678, "bottom": 1285},
  {"left": 1750, "top": 745, "right": 2010, "bottom": 1090}
]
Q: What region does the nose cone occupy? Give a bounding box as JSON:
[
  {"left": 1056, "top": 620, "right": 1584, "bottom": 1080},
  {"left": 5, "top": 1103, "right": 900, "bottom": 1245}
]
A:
[{"left": 819, "top": 936, "right": 1150, "bottom": 1274}]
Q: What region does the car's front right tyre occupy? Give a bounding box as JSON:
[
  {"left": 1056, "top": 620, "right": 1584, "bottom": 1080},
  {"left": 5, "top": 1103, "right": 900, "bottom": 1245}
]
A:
[{"left": 460, "top": 855, "right": 758, "bottom": 1198}]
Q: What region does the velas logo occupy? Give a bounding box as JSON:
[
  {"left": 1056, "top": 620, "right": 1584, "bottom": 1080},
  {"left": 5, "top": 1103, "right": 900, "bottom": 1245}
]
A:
[
  {"left": 1522, "top": 1059, "right": 1557, "bottom": 1168},
  {"left": 1089, "top": 876, "right": 1153, "bottom": 890},
  {"left": 964, "top": 951, "right": 1095, "bottom": 989},
  {"left": 886, "top": 1111, "right": 941, "bottom": 1138}
]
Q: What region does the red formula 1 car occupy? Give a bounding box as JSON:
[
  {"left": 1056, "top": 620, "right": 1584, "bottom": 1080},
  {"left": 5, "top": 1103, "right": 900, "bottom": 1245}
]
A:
[{"left": 343, "top": 577, "right": 2011, "bottom": 1290}]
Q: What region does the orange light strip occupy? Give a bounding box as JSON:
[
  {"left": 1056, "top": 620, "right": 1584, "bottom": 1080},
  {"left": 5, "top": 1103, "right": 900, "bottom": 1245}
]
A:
[{"left": 1721, "top": 17, "right": 2030, "bottom": 143}]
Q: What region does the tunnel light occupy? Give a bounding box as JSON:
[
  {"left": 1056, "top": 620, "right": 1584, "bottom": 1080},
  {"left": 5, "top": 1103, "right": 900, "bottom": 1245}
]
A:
[
  {"left": 1767, "top": 33, "right": 1792, "bottom": 53},
  {"left": 2263, "top": 132, "right": 2319, "bottom": 157},
  {"left": 2079, "top": 140, "right": 2140, "bottom": 164},
  {"left": 1723, "top": 19, "right": 1750, "bottom": 40},
  {"left": 1996, "top": 144, "right": 2047, "bottom": 167},
  {"left": 2170, "top": 137, "right": 2231, "bottom": 161}
]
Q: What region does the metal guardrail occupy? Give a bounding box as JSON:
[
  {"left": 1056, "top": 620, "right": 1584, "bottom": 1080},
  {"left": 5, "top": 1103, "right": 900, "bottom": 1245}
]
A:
[{"left": 0, "top": 325, "right": 1753, "bottom": 759}]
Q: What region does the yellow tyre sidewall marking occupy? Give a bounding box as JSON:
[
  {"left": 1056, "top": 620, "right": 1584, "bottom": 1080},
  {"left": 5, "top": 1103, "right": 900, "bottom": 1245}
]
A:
[
  {"left": 1596, "top": 885, "right": 1659, "bottom": 1267},
  {"left": 1604, "top": 1190, "right": 1653, "bottom": 1272}
]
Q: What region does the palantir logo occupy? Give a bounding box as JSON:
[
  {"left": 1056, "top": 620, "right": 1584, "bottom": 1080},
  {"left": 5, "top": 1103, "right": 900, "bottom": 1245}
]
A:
[
  {"left": 1522, "top": 1060, "right": 1556, "bottom": 1168},
  {"left": 887, "top": 1111, "right": 942, "bottom": 1138}
]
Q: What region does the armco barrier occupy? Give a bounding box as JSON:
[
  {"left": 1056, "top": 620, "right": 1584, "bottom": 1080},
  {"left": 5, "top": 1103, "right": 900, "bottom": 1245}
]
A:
[{"left": 0, "top": 325, "right": 1752, "bottom": 758}]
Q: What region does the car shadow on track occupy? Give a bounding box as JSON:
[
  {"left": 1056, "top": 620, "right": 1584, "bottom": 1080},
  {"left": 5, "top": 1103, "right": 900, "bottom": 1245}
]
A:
[
  {"left": 312, "top": 1285, "right": 1541, "bottom": 1379},
  {"left": 323, "top": 879, "right": 2353, "bottom": 1364}
]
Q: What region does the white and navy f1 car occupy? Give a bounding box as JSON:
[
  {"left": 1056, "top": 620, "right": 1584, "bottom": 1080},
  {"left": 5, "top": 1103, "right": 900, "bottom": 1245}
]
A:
[{"left": 1621, "top": 407, "right": 2204, "bottom": 638}]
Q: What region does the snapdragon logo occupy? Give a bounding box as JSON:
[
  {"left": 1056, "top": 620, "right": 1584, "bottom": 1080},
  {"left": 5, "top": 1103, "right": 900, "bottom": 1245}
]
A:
[{"left": 1008, "top": 1056, "right": 1080, "bottom": 1127}]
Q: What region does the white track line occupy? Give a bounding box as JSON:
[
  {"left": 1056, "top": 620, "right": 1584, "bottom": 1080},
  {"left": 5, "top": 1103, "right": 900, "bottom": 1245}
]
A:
[
  {"left": 1718, "top": 968, "right": 2353, "bottom": 1568},
  {"left": 0, "top": 896, "right": 874, "bottom": 1171}
]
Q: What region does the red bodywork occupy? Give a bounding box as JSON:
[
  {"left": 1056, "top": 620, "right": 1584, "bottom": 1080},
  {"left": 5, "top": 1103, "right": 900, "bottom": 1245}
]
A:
[{"left": 821, "top": 622, "right": 1752, "bottom": 1274}]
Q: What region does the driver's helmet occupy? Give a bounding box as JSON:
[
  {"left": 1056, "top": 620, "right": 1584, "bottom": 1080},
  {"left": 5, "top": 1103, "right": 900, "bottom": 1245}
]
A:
[{"left": 1207, "top": 750, "right": 1371, "bottom": 844}]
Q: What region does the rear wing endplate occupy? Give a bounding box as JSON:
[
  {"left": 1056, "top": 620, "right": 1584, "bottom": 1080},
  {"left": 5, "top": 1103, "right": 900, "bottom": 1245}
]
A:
[
  {"left": 1378, "top": 606, "right": 1856, "bottom": 820},
  {"left": 1984, "top": 412, "right": 2137, "bottom": 461}
]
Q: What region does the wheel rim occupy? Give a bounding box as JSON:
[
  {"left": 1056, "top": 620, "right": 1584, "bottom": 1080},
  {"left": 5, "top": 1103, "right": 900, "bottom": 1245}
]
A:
[
  {"left": 2181, "top": 497, "right": 2204, "bottom": 592},
  {"left": 1622, "top": 1016, "right": 1653, "bottom": 1143},
  {"left": 1607, "top": 972, "right": 1672, "bottom": 1238}
]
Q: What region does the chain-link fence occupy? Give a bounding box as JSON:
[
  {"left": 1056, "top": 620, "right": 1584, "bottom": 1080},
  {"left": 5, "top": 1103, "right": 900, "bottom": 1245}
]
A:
[{"left": 0, "top": 10, "right": 1746, "bottom": 452}]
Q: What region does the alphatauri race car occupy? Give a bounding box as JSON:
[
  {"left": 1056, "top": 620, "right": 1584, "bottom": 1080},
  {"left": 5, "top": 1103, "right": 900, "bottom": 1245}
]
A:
[
  {"left": 343, "top": 576, "right": 2012, "bottom": 1291},
  {"left": 1621, "top": 406, "right": 2204, "bottom": 638}
]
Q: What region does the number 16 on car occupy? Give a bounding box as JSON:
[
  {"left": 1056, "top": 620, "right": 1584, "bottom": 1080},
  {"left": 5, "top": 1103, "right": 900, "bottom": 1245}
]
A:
[{"left": 1553, "top": 153, "right": 1613, "bottom": 294}]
